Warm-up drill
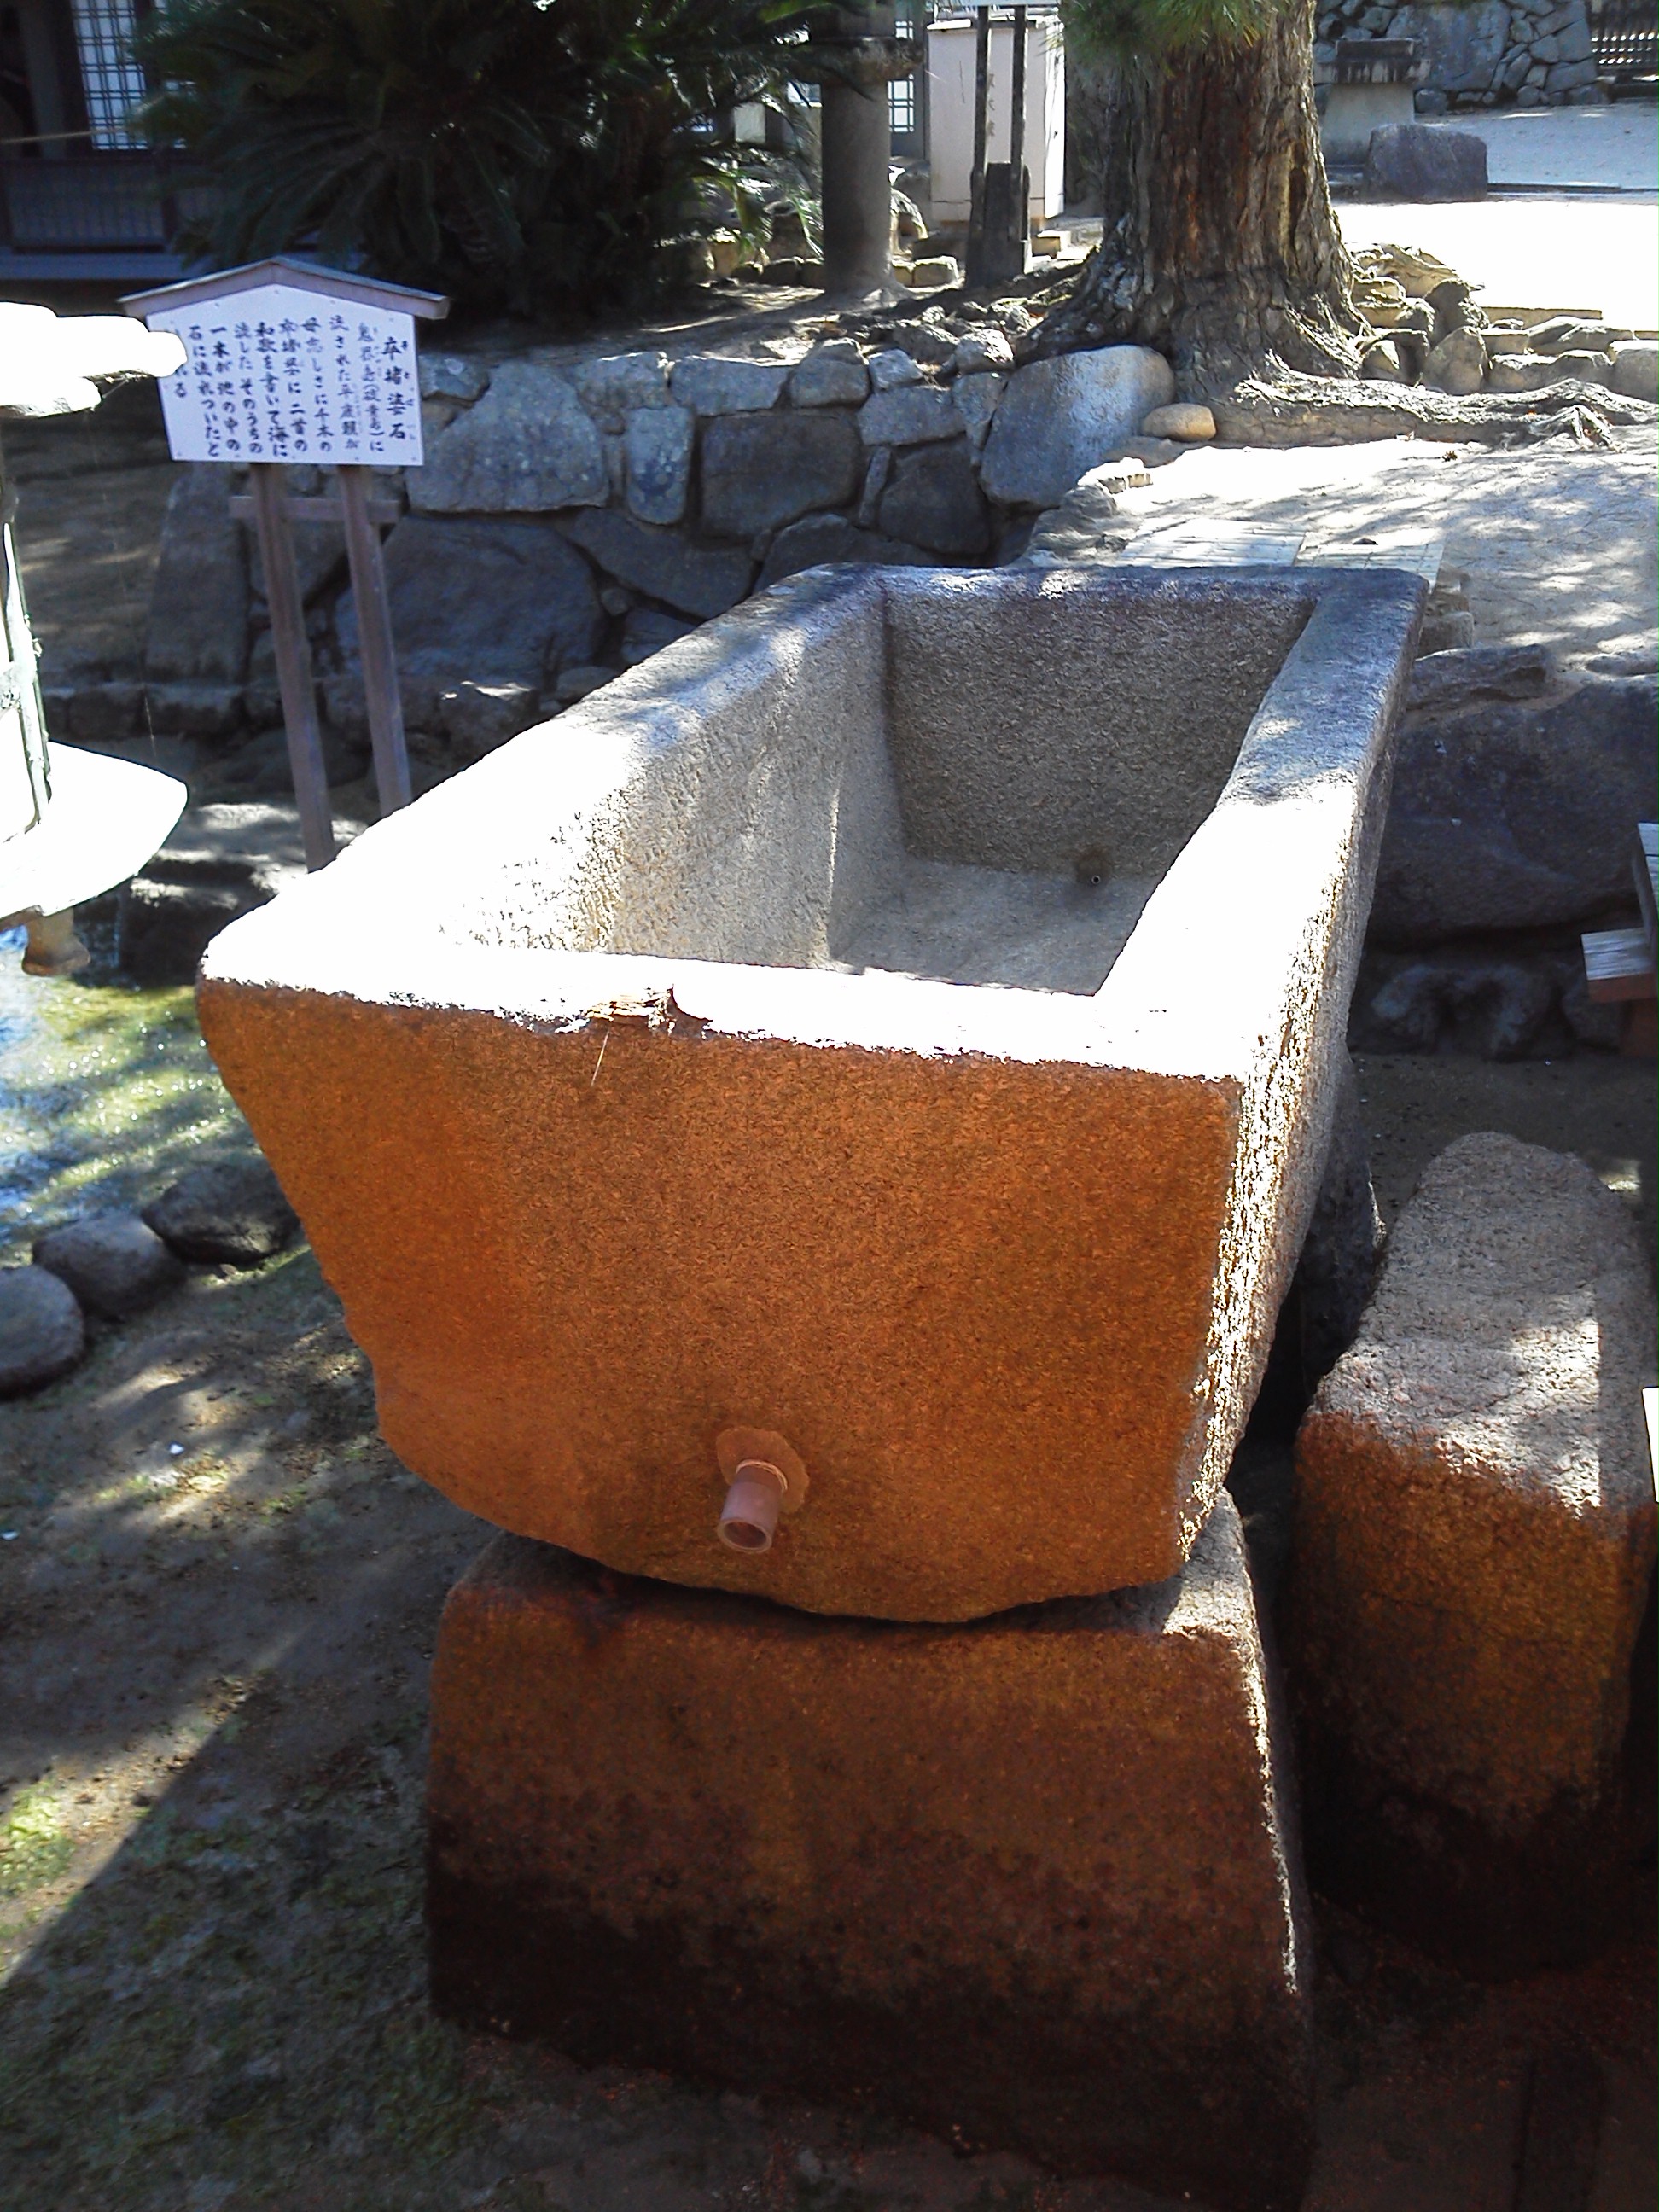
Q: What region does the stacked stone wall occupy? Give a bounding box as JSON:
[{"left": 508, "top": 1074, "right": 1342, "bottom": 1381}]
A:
[{"left": 1316, "top": 0, "right": 1603, "bottom": 108}]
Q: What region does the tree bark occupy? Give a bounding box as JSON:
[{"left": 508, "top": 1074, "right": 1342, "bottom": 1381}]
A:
[{"left": 1036, "top": 0, "right": 1365, "bottom": 394}]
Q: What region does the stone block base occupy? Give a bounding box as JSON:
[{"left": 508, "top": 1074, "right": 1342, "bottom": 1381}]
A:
[
  {"left": 428, "top": 1497, "right": 1312, "bottom": 2212},
  {"left": 1285, "top": 1133, "right": 1656, "bottom": 1976}
]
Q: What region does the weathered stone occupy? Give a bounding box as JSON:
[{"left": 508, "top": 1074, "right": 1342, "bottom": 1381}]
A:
[
  {"left": 0, "top": 1268, "right": 84, "bottom": 1397},
  {"left": 950, "top": 327, "right": 1014, "bottom": 375},
  {"left": 856, "top": 384, "right": 963, "bottom": 448},
  {"left": 1405, "top": 643, "right": 1556, "bottom": 713},
  {"left": 559, "top": 508, "right": 753, "bottom": 620},
  {"left": 854, "top": 446, "right": 892, "bottom": 528},
  {"left": 196, "top": 562, "right": 1422, "bottom": 1621},
  {"left": 1350, "top": 953, "right": 1559, "bottom": 1059},
  {"left": 67, "top": 680, "right": 142, "bottom": 743},
  {"left": 980, "top": 346, "right": 1177, "bottom": 509},
  {"left": 32, "top": 1213, "right": 183, "bottom": 1320},
  {"left": 1363, "top": 123, "right": 1488, "bottom": 200},
  {"left": 1423, "top": 327, "right": 1487, "bottom": 395},
  {"left": 952, "top": 370, "right": 1004, "bottom": 451},
  {"left": 1140, "top": 401, "right": 1217, "bottom": 441},
  {"left": 667, "top": 355, "right": 789, "bottom": 416},
  {"left": 1610, "top": 341, "right": 1659, "bottom": 404},
  {"left": 144, "top": 682, "right": 245, "bottom": 740},
  {"left": 1285, "top": 1134, "right": 1657, "bottom": 1973},
  {"left": 244, "top": 509, "right": 346, "bottom": 609},
  {"left": 1425, "top": 276, "right": 1484, "bottom": 338},
  {"left": 146, "top": 467, "right": 248, "bottom": 684},
  {"left": 410, "top": 361, "right": 608, "bottom": 512},
  {"left": 1415, "top": 610, "right": 1477, "bottom": 650},
  {"left": 429, "top": 1501, "right": 1314, "bottom": 2210},
  {"left": 866, "top": 347, "right": 923, "bottom": 391},
  {"left": 623, "top": 403, "right": 694, "bottom": 526},
  {"left": 1370, "top": 674, "right": 1657, "bottom": 945},
  {"left": 890, "top": 323, "right": 959, "bottom": 368},
  {"left": 418, "top": 353, "right": 489, "bottom": 405},
  {"left": 552, "top": 664, "right": 615, "bottom": 705},
  {"left": 620, "top": 607, "right": 696, "bottom": 665},
  {"left": 143, "top": 1158, "right": 299, "bottom": 1266},
  {"left": 1360, "top": 339, "right": 1412, "bottom": 383},
  {"left": 907, "top": 254, "right": 961, "bottom": 288},
  {"left": 701, "top": 411, "right": 863, "bottom": 536},
  {"left": 1485, "top": 352, "right": 1585, "bottom": 393},
  {"left": 334, "top": 515, "right": 602, "bottom": 731},
  {"left": 1545, "top": 54, "right": 1597, "bottom": 88},
  {"left": 754, "top": 513, "right": 935, "bottom": 590},
  {"left": 572, "top": 351, "right": 669, "bottom": 416},
  {"left": 877, "top": 442, "right": 990, "bottom": 557},
  {"left": 787, "top": 343, "right": 869, "bottom": 408},
  {"left": 1383, "top": 1, "right": 1511, "bottom": 91},
  {"left": 437, "top": 681, "right": 541, "bottom": 762},
  {"left": 1556, "top": 15, "right": 1593, "bottom": 59}
]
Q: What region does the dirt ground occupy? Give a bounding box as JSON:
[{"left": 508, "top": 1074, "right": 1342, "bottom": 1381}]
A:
[{"left": 0, "top": 1043, "right": 1652, "bottom": 2212}]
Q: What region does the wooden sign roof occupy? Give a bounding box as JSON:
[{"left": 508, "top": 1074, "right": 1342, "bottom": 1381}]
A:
[{"left": 119, "top": 256, "right": 449, "bottom": 323}]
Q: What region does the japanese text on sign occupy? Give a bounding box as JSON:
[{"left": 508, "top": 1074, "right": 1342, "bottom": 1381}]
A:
[{"left": 142, "top": 283, "right": 423, "bottom": 467}]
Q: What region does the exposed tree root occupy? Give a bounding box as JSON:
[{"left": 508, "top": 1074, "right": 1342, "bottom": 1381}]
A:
[{"left": 1209, "top": 373, "right": 1659, "bottom": 448}]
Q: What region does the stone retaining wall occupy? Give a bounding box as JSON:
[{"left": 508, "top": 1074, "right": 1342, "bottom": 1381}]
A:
[
  {"left": 110, "top": 317, "right": 1173, "bottom": 791},
  {"left": 1317, "top": 0, "right": 1602, "bottom": 108}
]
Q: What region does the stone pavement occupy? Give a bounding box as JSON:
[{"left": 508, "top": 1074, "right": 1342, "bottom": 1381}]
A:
[
  {"left": 1120, "top": 436, "right": 1658, "bottom": 661},
  {"left": 1413, "top": 102, "right": 1659, "bottom": 192}
]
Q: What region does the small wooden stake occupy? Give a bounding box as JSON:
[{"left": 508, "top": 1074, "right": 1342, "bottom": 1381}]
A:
[
  {"left": 968, "top": 3, "right": 990, "bottom": 278},
  {"left": 337, "top": 464, "right": 412, "bottom": 815},
  {"left": 248, "top": 462, "right": 335, "bottom": 871},
  {"left": 1009, "top": 4, "right": 1028, "bottom": 231}
]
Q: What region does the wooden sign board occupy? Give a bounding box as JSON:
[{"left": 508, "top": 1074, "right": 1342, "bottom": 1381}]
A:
[
  {"left": 143, "top": 283, "right": 424, "bottom": 469},
  {"left": 123, "top": 260, "right": 449, "bottom": 871}
]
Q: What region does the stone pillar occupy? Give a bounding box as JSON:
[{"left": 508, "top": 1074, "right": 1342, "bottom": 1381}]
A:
[
  {"left": 819, "top": 75, "right": 894, "bottom": 296},
  {"left": 806, "top": 9, "right": 915, "bottom": 301}
]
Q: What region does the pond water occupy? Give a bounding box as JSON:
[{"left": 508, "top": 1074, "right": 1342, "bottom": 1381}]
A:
[{"left": 0, "top": 922, "right": 253, "bottom": 1261}]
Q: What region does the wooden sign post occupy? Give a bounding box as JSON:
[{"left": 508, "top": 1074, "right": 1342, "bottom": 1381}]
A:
[{"left": 121, "top": 258, "right": 449, "bottom": 870}]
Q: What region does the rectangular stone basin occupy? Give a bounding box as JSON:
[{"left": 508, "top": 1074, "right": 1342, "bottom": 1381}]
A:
[{"left": 200, "top": 562, "right": 1423, "bottom": 1621}]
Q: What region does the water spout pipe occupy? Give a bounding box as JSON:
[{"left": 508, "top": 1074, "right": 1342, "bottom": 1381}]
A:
[{"left": 718, "top": 1459, "right": 786, "bottom": 1552}]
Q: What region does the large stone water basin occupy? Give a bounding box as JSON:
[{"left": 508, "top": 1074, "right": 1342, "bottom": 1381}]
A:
[{"left": 200, "top": 562, "right": 1423, "bottom": 1621}]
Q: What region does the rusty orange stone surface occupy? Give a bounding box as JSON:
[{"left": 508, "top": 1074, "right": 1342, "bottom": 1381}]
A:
[
  {"left": 197, "top": 563, "right": 1423, "bottom": 1619},
  {"left": 1284, "top": 1132, "right": 1658, "bottom": 1975},
  {"left": 426, "top": 1497, "right": 1314, "bottom": 2212}
]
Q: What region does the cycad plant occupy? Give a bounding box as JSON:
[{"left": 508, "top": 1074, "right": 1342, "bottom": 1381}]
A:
[{"left": 137, "top": 0, "right": 822, "bottom": 316}]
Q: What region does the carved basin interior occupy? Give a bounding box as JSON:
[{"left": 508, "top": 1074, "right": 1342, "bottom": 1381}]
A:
[{"left": 201, "top": 561, "right": 1423, "bottom": 1621}]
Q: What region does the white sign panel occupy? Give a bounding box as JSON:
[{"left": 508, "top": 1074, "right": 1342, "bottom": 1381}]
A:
[{"left": 143, "top": 282, "right": 422, "bottom": 467}]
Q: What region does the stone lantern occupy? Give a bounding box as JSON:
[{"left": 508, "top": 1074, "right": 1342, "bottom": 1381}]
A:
[
  {"left": 799, "top": 5, "right": 919, "bottom": 298},
  {"left": 0, "top": 305, "right": 187, "bottom": 975}
]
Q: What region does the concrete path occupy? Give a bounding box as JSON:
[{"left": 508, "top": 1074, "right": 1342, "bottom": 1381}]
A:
[
  {"left": 1416, "top": 101, "right": 1658, "bottom": 191},
  {"left": 1123, "top": 436, "right": 1659, "bottom": 660}
]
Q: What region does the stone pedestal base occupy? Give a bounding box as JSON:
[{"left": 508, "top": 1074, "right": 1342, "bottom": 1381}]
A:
[
  {"left": 427, "top": 1497, "right": 1313, "bottom": 2212},
  {"left": 1285, "top": 1133, "right": 1657, "bottom": 1976}
]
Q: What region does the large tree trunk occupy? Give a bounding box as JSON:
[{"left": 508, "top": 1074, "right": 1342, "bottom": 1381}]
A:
[{"left": 1037, "top": 0, "right": 1365, "bottom": 394}]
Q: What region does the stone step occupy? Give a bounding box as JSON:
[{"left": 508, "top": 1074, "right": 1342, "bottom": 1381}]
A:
[
  {"left": 428, "top": 1493, "right": 1313, "bottom": 2212},
  {"left": 1284, "top": 1131, "right": 1657, "bottom": 1976}
]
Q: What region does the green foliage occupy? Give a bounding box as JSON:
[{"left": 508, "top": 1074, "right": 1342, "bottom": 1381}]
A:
[
  {"left": 0, "top": 1785, "right": 71, "bottom": 1899},
  {"left": 135, "top": 0, "right": 824, "bottom": 315},
  {"left": 1062, "top": 0, "right": 1290, "bottom": 60}
]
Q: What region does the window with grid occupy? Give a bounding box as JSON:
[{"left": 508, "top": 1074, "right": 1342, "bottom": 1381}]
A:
[{"left": 70, "top": 0, "right": 149, "bottom": 149}]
